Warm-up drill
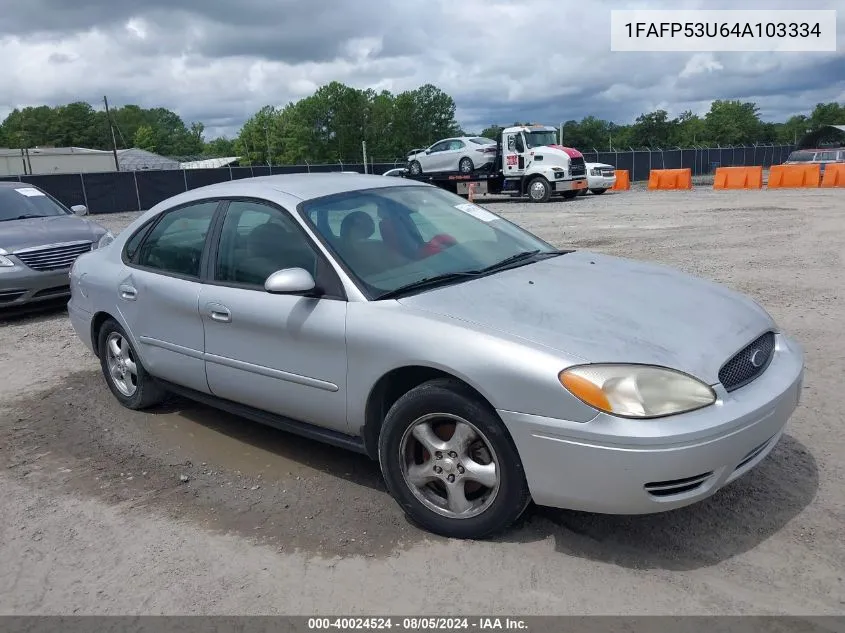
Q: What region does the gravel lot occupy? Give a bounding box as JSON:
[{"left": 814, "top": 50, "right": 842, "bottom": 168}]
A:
[{"left": 1, "top": 187, "right": 843, "bottom": 615}]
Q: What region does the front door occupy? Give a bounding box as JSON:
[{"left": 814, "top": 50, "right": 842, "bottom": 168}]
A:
[
  {"left": 504, "top": 132, "right": 526, "bottom": 177},
  {"left": 118, "top": 199, "right": 221, "bottom": 394},
  {"left": 199, "top": 199, "right": 349, "bottom": 433}
]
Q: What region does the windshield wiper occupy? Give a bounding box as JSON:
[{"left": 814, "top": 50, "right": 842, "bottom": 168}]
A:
[
  {"left": 377, "top": 271, "right": 481, "bottom": 300},
  {"left": 376, "top": 250, "right": 565, "bottom": 300},
  {"left": 1, "top": 214, "right": 47, "bottom": 221},
  {"left": 475, "top": 249, "right": 542, "bottom": 273}
]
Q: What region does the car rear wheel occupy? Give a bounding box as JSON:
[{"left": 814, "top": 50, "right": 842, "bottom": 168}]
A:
[
  {"left": 97, "top": 318, "right": 166, "bottom": 410},
  {"left": 378, "top": 378, "right": 530, "bottom": 539},
  {"left": 458, "top": 157, "right": 474, "bottom": 173},
  {"left": 408, "top": 160, "right": 422, "bottom": 175}
]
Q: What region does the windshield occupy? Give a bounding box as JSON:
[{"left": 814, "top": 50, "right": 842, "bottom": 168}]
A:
[
  {"left": 0, "top": 186, "right": 71, "bottom": 221},
  {"left": 786, "top": 151, "right": 815, "bottom": 162},
  {"left": 525, "top": 131, "right": 558, "bottom": 148},
  {"left": 298, "top": 185, "right": 558, "bottom": 298}
]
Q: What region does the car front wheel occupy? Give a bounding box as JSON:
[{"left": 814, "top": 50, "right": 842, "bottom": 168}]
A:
[
  {"left": 97, "top": 318, "right": 166, "bottom": 410},
  {"left": 590, "top": 188, "right": 608, "bottom": 195},
  {"left": 378, "top": 378, "right": 531, "bottom": 539},
  {"left": 408, "top": 160, "right": 422, "bottom": 175}
]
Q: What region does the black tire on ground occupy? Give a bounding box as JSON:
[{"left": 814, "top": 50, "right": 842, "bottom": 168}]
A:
[
  {"left": 97, "top": 318, "right": 166, "bottom": 410},
  {"left": 526, "top": 176, "right": 552, "bottom": 203},
  {"left": 590, "top": 188, "right": 608, "bottom": 195},
  {"left": 458, "top": 157, "right": 474, "bottom": 173},
  {"left": 561, "top": 190, "right": 579, "bottom": 200},
  {"left": 408, "top": 160, "right": 422, "bottom": 175},
  {"left": 378, "top": 378, "right": 531, "bottom": 539}
]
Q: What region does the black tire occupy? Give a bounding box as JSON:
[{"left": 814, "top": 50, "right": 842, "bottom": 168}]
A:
[
  {"left": 378, "top": 378, "right": 531, "bottom": 539},
  {"left": 408, "top": 160, "right": 422, "bottom": 175},
  {"left": 97, "top": 318, "right": 166, "bottom": 410},
  {"left": 458, "top": 157, "right": 474, "bottom": 173},
  {"left": 526, "top": 176, "right": 551, "bottom": 203},
  {"left": 562, "top": 190, "right": 579, "bottom": 200},
  {"left": 590, "top": 188, "right": 607, "bottom": 195}
]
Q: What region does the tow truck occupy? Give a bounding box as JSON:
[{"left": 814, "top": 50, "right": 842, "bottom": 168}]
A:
[{"left": 402, "top": 124, "right": 588, "bottom": 203}]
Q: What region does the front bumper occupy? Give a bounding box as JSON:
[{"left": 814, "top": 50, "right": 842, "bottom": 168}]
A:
[
  {"left": 498, "top": 332, "right": 804, "bottom": 514},
  {"left": 553, "top": 178, "right": 587, "bottom": 192},
  {"left": 588, "top": 175, "right": 616, "bottom": 189},
  {"left": 0, "top": 267, "right": 73, "bottom": 308}
]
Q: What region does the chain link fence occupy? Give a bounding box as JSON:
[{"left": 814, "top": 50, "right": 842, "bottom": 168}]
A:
[{"left": 0, "top": 144, "right": 797, "bottom": 214}]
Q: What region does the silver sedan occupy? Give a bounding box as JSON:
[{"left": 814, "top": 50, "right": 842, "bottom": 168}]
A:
[
  {"left": 407, "top": 137, "right": 497, "bottom": 175},
  {"left": 67, "top": 173, "right": 805, "bottom": 539}
]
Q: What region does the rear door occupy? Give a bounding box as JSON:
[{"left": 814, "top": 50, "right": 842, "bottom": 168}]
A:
[{"left": 118, "top": 199, "right": 222, "bottom": 394}]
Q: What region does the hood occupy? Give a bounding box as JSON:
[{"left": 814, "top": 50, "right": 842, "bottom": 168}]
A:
[
  {"left": 528, "top": 145, "right": 582, "bottom": 169},
  {"left": 586, "top": 162, "right": 614, "bottom": 169},
  {"left": 396, "top": 251, "right": 775, "bottom": 384},
  {"left": 0, "top": 215, "right": 107, "bottom": 253}
]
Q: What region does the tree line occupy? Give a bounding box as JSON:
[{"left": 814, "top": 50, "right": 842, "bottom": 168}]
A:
[{"left": 1, "top": 84, "right": 843, "bottom": 165}]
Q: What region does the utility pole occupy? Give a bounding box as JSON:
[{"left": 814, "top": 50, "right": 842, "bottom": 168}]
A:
[{"left": 103, "top": 95, "right": 120, "bottom": 171}]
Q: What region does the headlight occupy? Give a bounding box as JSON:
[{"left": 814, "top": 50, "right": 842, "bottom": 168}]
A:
[
  {"left": 0, "top": 254, "right": 14, "bottom": 267},
  {"left": 559, "top": 364, "right": 716, "bottom": 418},
  {"left": 96, "top": 231, "right": 115, "bottom": 249},
  {"left": 590, "top": 167, "right": 601, "bottom": 176}
]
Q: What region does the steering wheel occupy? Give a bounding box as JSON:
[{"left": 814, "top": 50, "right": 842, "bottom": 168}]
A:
[{"left": 417, "top": 233, "right": 457, "bottom": 258}]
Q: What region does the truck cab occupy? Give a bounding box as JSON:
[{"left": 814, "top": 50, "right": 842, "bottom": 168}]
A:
[{"left": 498, "top": 125, "right": 588, "bottom": 201}]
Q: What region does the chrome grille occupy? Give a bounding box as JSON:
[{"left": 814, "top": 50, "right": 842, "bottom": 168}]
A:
[
  {"left": 718, "top": 331, "right": 776, "bottom": 392},
  {"left": 570, "top": 157, "right": 586, "bottom": 177},
  {"left": 14, "top": 241, "right": 92, "bottom": 272}
]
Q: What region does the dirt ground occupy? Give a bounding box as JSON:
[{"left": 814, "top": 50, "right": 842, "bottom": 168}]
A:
[{"left": 1, "top": 187, "right": 843, "bottom": 615}]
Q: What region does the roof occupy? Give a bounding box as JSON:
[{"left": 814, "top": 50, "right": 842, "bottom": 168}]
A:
[
  {"left": 168, "top": 172, "right": 422, "bottom": 206},
  {"left": 180, "top": 156, "right": 240, "bottom": 169}
]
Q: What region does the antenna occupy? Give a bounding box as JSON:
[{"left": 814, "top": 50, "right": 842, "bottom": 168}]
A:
[{"left": 103, "top": 95, "right": 120, "bottom": 171}]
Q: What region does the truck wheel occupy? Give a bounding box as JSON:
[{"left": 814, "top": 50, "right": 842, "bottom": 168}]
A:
[
  {"left": 527, "top": 177, "right": 551, "bottom": 203},
  {"left": 590, "top": 188, "right": 607, "bottom": 195},
  {"left": 562, "top": 190, "right": 579, "bottom": 200},
  {"left": 378, "top": 378, "right": 531, "bottom": 539},
  {"left": 458, "top": 157, "right": 474, "bottom": 173},
  {"left": 408, "top": 160, "right": 422, "bottom": 175}
]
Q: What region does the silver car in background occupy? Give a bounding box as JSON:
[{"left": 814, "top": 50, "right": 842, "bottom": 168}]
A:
[
  {"left": 407, "top": 137, "right": 497, "bottom": 175},
  {"left": 67, "top": 173, "right": 804, "bottom": 539},
  {"left": 0, "top": 181, "right": 111, "bottom": 309}
]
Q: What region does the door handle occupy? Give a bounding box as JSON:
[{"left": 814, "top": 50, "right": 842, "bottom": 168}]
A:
[
  {"left": 119, "top": 284, "right": 137, "bottom": 301},
  {"left": 205, "top": 302, "right": 232, "bottom": 323}
]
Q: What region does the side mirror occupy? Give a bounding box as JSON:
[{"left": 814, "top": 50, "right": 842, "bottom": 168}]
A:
[
  {"left": 264, "top": 268, "right": 316, "bottom": 294},
  {"left": 71, "top": 204, "right": 89, "bottom": 216},
  {"left": 425, "top": 149, "right": 432, "bottom": 155}
]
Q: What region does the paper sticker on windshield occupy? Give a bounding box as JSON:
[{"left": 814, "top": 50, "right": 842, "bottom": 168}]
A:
[
  {"left": 455, "top": 203, "right": 497, "bottom": 222},
  {"left": 15, "top": 187, "right": 45, "bottom": 197}
]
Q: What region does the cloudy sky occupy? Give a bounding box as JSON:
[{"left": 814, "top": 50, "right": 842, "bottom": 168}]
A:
[{"left": 0, "top": 0, "right": 843, "bottom": 139}]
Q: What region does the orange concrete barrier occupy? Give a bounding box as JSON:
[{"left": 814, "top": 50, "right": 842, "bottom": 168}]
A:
[
  {"left": 647, "top": 168, "right": 692, "bottom": 190},
  {"left": 821, "top": 163, "right": 845, "bottom": 187},
  {"left": 767, "top": 164, "right": 820, "bottom": 188},
  {"left": 713, "top": 166, "right": 763, "bottom": 190},
  {"left": 611, "top": 170, "right": 630, "bottom": 190}
]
